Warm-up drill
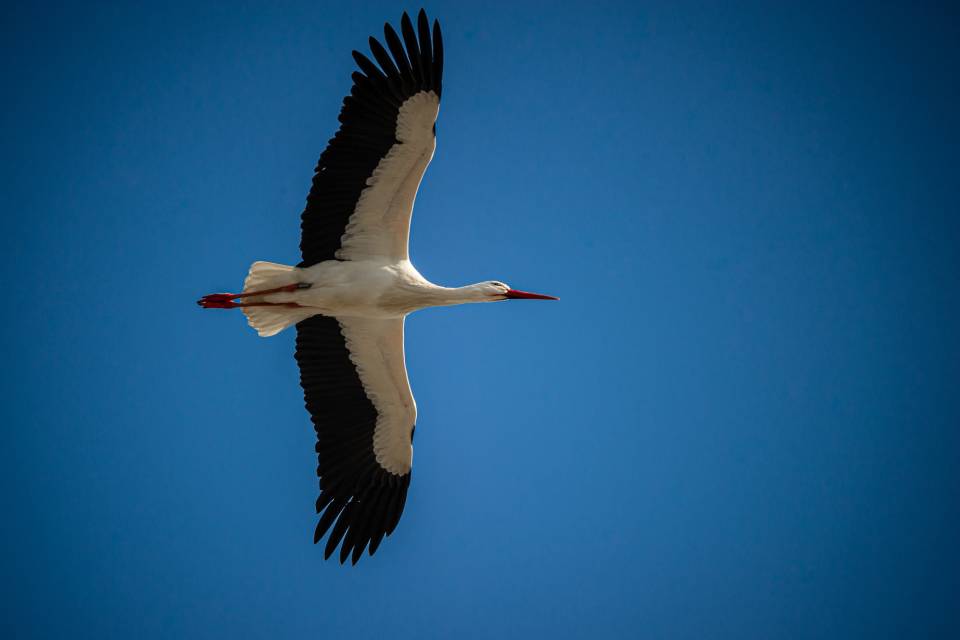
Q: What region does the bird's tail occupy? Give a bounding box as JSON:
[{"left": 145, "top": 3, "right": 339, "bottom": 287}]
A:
[{"left": 239, "top": 261, "right": 314, "bottom": 337}]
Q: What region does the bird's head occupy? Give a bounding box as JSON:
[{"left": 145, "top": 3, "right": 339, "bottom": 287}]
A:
[{"left": 478, "top": 280, "right": 559, "bottom": 302}]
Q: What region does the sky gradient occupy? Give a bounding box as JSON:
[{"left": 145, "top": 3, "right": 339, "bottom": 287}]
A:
[{"left": 3, "top": 1, "right": 958, "bottom": 638}]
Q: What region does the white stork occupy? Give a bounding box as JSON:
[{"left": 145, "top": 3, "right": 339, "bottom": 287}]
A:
[{"left": 199, "top": 10, "right": 556, "bottom": 564}]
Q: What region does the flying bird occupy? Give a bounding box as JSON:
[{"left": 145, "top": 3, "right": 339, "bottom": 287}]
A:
[{"left": 198, "top": 10, "right": 556, "bottom": 564}]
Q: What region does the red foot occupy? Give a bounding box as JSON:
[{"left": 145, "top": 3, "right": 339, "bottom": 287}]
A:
[
  {"left": 198, "top": 294, "right": 239, "bottom": 309},
  {"left": 197, "top": 283, "right": 306, "bottom": 309}
]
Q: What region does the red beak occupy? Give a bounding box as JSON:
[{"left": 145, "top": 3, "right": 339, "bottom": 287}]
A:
[{"left": 504, "top": 289, "right": 559, "bottom": 300}]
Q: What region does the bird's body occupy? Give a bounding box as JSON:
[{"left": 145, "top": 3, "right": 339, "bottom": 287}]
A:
[
  {"left": 239, "top": 259, "right": 506, "bottom": 322},
  {"left": 199, "top": 10, "right": 555, "bottom": 564}
]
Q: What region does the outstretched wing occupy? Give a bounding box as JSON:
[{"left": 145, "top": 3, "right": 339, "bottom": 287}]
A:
[
  {"left": 294, "top": 314, "right": 417, "bottom": 564},
  {"left": 299, "top": 9, "right": 443, "bottom": 266}
]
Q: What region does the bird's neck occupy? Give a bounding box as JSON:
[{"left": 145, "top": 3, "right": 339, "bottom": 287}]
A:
[{"left": 417, "top": 283, "right": 490, "bottom": 308}]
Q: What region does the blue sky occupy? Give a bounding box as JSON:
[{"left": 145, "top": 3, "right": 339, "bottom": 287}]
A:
[{"left": 3, "top": 1, "right": 958, "bottom": 638}]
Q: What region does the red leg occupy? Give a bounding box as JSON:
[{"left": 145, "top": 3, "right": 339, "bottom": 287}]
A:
[
  {"left": 197, "top": 283, "right": 308, "bottom": 309},
  {"left": 198, "top": 298, "right": 303, "bottom": 309},
  {"left": 233, "top": 283, "right": 304, "bottom": 299},
  {"left": 238, "top": 302, "right": 304, "bottom": 308}
]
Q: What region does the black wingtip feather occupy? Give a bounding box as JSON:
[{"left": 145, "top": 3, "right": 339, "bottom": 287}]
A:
[
  {"left": 400, "top": 12, "right": 422, "bottom": 84},
  {"left": 315, "top": 497, "right": 346, "bottom": 542},
  {"left": 383, "top": 23, "right": 414, "bottom": 93},
  {"left": 367, "top": 36, "right": 398, "bottom": 79},
  {"left": 325, "top": 502, "right": 353, "bottom": 560},
  {"left": 432, "top": 20, "right": 443, "bottom": 97},
  {"left": 417, "top": 11, "right": 432, "bottom": 87}
]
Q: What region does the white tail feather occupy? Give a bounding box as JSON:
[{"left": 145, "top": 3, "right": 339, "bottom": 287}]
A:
[
  {"left": 243, "top": 261, "right": 297, "bottom": 293},
  {"left": 241, "top": 261, "right": 314, "bottom": 337}
]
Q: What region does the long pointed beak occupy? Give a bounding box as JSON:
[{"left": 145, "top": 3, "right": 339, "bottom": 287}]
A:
[{"left": 504, "top": 289, "right": 559, "bottom": 300}]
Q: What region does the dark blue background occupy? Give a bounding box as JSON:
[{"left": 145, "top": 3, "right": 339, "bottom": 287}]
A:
[{"left": 3, "top": 2, "right": 958, "bottom": 637}]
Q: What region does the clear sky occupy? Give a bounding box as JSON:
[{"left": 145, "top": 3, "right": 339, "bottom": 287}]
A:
[{"left": 3, "top": 1, "right": 958, "bottom": 638}]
